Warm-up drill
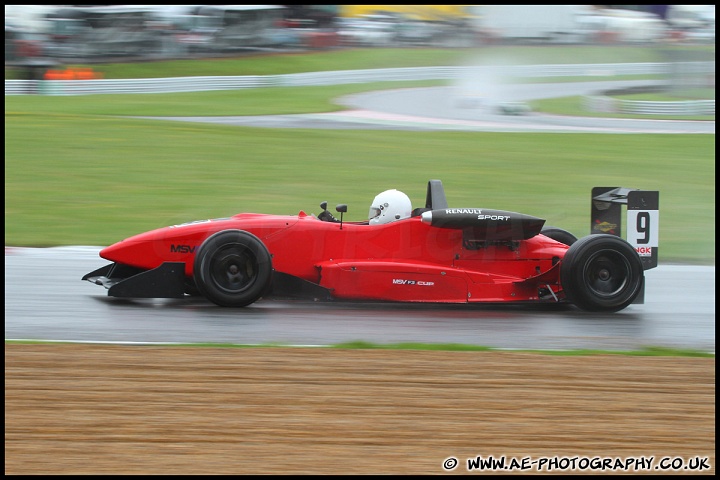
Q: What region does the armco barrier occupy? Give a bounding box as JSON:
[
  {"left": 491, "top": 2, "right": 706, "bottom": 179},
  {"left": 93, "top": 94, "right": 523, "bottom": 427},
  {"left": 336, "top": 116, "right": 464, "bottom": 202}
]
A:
[
  {"left": 6, "top": 62, "right": 713, "bottom": 95},
  {"left": 584, "top": 96, "right": 715, "bottom": 115},
  {"left": 6, "top": 63, "right": 715, "bottom": 118}
]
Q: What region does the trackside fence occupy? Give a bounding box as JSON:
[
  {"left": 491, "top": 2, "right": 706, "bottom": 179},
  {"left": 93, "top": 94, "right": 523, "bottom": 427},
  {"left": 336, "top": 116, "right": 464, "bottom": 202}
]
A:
[{"left": 5, "top": 62, "right": 715, "bottom": 115}]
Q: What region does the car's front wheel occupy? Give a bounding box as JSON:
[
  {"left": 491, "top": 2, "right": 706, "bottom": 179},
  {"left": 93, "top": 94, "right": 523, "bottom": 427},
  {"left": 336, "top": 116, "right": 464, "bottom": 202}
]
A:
[
  {"left": 193, "top": 230, "right": 272, "bottom": 307},
  {"left": 560, "top": 234, "right": 643, "bottom": 312}
]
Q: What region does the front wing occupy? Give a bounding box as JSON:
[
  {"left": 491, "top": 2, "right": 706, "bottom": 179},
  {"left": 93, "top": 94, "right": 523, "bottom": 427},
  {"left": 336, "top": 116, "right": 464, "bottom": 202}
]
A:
[{"left": 82, "top": 262, "right": 186, "bottom": 298}]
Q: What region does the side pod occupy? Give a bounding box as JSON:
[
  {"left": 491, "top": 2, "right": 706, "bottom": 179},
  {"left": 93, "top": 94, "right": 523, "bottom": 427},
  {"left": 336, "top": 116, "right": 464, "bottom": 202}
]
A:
[
  {"left": 267, "top": 271, "right": 335, "bottom": 301},
  {"left": 82, "top": 262, "right": 186, "bottom": 298}
]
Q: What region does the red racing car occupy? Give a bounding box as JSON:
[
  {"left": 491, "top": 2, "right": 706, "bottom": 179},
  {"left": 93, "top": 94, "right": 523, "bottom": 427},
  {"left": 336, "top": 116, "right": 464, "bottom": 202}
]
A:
[{"left": 83, "top": 180, "right": 659, "bottom": 312}]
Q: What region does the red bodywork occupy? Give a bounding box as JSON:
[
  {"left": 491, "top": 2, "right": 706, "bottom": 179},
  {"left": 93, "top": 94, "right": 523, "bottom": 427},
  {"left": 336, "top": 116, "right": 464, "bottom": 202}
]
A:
[
  {"left": 84, "top": 181, "right": 655, "bottom": 311},
  {"left": 99, "top": 210, "right": 569, "bottom": 304}
]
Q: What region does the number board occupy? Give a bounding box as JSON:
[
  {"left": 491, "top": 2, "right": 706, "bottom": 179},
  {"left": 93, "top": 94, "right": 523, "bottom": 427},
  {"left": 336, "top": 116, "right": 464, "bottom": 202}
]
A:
[{"left": 627, "top": 191, "right": 659, "bottom": 269}]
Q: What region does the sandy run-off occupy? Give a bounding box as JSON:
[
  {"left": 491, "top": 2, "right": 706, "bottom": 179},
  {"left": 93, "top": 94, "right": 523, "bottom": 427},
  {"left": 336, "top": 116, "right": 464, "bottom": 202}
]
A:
[{"left": 5, "top": 344, "right": 715, "bottom": 475}]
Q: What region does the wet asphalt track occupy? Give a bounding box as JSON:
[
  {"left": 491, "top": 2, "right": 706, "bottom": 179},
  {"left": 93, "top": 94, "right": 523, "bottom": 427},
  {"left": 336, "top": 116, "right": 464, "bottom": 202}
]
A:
[
  {"left": 6, "top": 80, "right": 715, "bottom": 351},
  {"left": 136, "top": 80, "right": 715, "bottom": 134},
  {"left": 4, "top": 247, "right": 715, "bottom": 353}
]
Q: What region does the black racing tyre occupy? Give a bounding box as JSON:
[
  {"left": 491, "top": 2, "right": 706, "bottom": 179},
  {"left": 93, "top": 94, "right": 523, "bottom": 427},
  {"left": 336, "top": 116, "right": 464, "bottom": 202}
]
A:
[
  {"left": 541, "top": 226, "right": 578, "bottom": 246},
  {"left": 193, "top": 230, "right": 272, "bottom": 307},
  {"left": 560, "top": 234, "right": 643, "bottom": 313}
]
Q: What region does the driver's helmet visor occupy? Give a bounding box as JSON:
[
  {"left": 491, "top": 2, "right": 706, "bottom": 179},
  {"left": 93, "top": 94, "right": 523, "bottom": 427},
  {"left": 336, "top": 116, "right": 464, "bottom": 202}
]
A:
[{"left": 369, "top": 205, "right": 382, "bottom": 220}]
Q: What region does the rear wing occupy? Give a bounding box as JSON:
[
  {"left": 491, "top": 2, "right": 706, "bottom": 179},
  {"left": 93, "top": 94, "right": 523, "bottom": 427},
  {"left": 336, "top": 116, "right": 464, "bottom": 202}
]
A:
[{"left": 591, "top": 187, "right": 659, "bottom": 270}]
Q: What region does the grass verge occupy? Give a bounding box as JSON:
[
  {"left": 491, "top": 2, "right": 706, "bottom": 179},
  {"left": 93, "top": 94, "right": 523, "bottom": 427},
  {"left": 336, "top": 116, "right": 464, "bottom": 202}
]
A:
[{"left": 4, "top": 339, "right": 714, "bottom": 357}]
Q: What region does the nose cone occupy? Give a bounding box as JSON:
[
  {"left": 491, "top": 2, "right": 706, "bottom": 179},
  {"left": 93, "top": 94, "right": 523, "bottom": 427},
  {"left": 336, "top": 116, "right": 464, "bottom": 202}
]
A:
[
  {"left": 99, "top": 238, "right": 135, "bottom": 264},
  {"left": 99, "top": 226, "right": 172, "bottom": 267}
]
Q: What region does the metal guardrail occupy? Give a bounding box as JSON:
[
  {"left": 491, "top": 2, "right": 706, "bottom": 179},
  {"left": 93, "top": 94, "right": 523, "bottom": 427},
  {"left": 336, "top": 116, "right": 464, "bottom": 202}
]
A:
[
  {"left": 5, "top": 74, "right": 275, "bottom": 95},
  {"left": 6, "top": 62, "right": 700, "bottom": 96},
  {"left": 584, "top": 96, "right": 715, "bottom": 115},
  {"left": 5, "top": 62, "right": 715, "bottom": 115}
]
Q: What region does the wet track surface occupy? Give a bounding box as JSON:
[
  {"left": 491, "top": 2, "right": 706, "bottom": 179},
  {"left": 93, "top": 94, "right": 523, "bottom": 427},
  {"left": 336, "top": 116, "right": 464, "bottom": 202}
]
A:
[
  {"left": 137, "top": 80, "right": 715, "bottom": 134},
  {"left": 5, "top": 247, "right": 715, "bottom": 352}
]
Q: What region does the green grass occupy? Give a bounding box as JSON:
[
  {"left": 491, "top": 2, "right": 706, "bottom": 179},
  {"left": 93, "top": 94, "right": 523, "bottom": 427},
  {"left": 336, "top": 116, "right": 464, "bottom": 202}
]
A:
[
  {"left": 331, "top": 342, "right": 714, "bottom": 357},
  {"left": 5, "top": 46, "right": 715, "bottom": 263},
  {"left": 5, "top": 106, "right": 714, "bottom": 263},
  {"left": 4, "top": 340, "right": 713, "bottom": 357},
  {"left": 621, "top": 88, "right": 716, "bottom": 101}
]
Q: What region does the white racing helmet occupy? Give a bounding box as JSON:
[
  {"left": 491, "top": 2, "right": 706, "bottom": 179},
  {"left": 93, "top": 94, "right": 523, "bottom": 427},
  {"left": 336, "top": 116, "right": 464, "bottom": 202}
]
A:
[{"left": 368, "top": 189, "right": 412, "bottom": 225}]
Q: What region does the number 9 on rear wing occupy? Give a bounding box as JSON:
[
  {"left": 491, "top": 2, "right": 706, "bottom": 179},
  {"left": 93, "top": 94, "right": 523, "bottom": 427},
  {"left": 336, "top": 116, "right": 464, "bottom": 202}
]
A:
[{"left": 591, "top": 187, "right": 659, "bottom": 270}]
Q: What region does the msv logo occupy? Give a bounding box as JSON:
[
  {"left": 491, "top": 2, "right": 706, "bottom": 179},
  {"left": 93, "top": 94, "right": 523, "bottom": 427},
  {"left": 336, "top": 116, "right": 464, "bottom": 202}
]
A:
[
  {"left": 392, "top": 279, "right": 435, "bottom": 286},
  {"left": 170, "top": 244, "right": 197, "bottom": 254}
]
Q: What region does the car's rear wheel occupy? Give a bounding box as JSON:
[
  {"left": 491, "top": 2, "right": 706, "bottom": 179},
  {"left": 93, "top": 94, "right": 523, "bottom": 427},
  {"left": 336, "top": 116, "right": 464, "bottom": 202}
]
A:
[
  {"left": 541, "top": 226, "right": 578, "bottom": 246},
  {"left": 560, "top": 234, "right": 643, "bottom": 312},
  {"left": 193, "top": 230, "right": 272, "bottom": 307}
]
